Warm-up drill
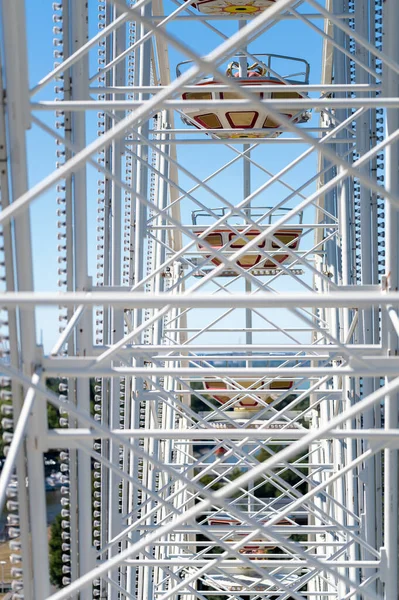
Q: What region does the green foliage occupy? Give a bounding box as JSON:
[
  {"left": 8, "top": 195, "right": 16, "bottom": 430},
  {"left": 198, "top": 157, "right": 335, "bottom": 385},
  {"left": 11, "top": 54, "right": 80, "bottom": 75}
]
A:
[
  {"left": 46, "top": 378, "right": 63, "bottom": 429},
  {"left": 47, "top": 404, "right": 61, "bottom": 429},
  {"left": 49, "top": 514, "right": 64, "bottom": 588},
  {"left": 199, "top": 473, "right": 223, "bottom": 491},
  {"left": 190, "top": 381, "right": 220, "bottom": 414},
  {"left": 44, "top": 377, "right": 96, "bottom": 428},
  {"left": 90, "top": 378, "right": 96, "bottom": 416},
  {"left": 275, "top": 393, "right": 297, "bottom": 410},
  {"left": 42, "top": 378, "right": 60, "bottom": 429},
  {"left": 254, "top": 446, "right": 308, "bottom": 497},
  {"left": 255, "top": 447, "right": 271, "bottom": 463},
  {"left": 199, "top": 466, "right": 243, "bottom": 493},
  {"left": 295, "top": 396, "right": 310, "bottom": 412},
  {"left": 198, "top": 578, "right": 229, "bottom": 600},
  {"left": 46, "top": 378, "right": 60, "bottom": 394},
  {"left": 0, "top": 380, "right": 99, "bottom": 592}
]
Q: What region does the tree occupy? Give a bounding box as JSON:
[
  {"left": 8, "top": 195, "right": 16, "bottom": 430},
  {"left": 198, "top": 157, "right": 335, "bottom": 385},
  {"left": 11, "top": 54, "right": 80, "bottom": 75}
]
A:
[
  {"left": 49, "top": 514, "right": 64, "bottom": 588},
  {"left": 45, "top": 377, "right": 96, "bottom": 428},
  {"left": 254, "top": 445, "right": 308, "bottom": 497},
  {"left": 44, "top": 378, "right": 62, "bottom": 430},
  {"left": 47, "top": 378, "right": 98, "bottom": 590},
  {"left": 190, "top": 381, "right": 220, "bottom": 414}
]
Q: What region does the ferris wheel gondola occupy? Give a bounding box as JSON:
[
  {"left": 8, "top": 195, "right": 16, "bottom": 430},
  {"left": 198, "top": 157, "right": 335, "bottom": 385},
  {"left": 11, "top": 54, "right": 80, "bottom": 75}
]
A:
[
  {"left": 178, "top": 54, "right": 311, "bottom": 139},
  {"left": 203, "top": 512, "right": 300, "bottom": 591},
  {"left": 185, "top": 0, "right": 276, "bottom": 17},
  {"left": 207, "top": 514, "right": 292, "bottom": 550},
  {"left": 191, "top": 206, "right": 304, "bottom": 276},
  {"left": 203, "top": 378, "right": 294, "bottom": 410},
  {"left": 203, "top": 571, "right": 300, "bottom": 593}
]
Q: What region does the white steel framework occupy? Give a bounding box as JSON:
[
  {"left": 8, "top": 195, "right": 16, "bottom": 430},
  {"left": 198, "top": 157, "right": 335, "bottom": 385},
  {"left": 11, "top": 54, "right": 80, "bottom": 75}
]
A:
[{"left": 0, "top": 0, "right": 398, "bottom": 599}]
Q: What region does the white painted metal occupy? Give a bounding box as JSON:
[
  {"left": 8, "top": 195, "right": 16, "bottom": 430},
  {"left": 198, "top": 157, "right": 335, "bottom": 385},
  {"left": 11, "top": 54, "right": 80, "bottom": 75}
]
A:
[{"left": 0, "top": 0, "right": 397, "bottom": 599}]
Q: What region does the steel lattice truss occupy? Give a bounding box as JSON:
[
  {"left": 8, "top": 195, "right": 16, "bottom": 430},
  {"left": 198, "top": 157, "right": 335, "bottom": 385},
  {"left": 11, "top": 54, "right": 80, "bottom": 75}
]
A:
[{"left": 0, "top": 0, "right": 398, "bottom": 598}]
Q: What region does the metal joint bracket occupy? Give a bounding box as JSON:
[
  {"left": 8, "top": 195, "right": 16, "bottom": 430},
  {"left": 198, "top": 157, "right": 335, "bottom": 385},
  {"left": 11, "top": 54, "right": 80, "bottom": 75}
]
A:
[
  {"left": 358, "top": 467, "right": 368, "bottom": 484},
  {"left": 379, "top": 547, "right": 388, "bottom": 583},
  {"left": 381, "top": 275, "right": 388, "bottom": 291}
]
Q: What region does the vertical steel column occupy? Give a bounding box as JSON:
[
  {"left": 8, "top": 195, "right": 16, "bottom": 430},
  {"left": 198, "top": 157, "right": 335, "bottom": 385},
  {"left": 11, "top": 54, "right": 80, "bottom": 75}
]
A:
[
  {"left": 25, "top": 375, "right": 51, "bottom": 598},
  {"left": 127, "top": 5, "right": 153, "bottom": 596},
  {"left": 0, "top": 44, "right": 32, "bottom": 599},
  {"left": 70, "top": 1, "right": 93, "bottom": 595},
  {"left": 242, "top": 144, "right": 254, "bottom": 512},
  {"left": 383, "top": 0, "right": 399, "bottom": 596},
  {"left": 239, "top": 18, "right": 253, "bottom": 435},
  {"left": 99, "top": 0, "right": 113, "bottom": 574},
  {"left": 311, "top": 16, "right": 333, "bottom": 594},
  {"left": 133, "top": 0, "right": 152, "bottom": 303},
  {"left": 107, "top": 6, "right": 126, "bottom": 598},
  {"left": 355, "top": 3, "right": 376, "bottom": 589},
  {"left": 243, "top": 139, "right": 251, "bottom": 352},
  {"left": 61, "top": 0, "right": 79, "bottom": 587},
  {"left": 139, "top": 123, "right": 163, "bottom": 600},
  {"left": 0, "top": 1, "right": 49, "bottom": 598},
  {"left": 238, "top": 26, "right": 255, "bottom": 515},
  {"left": 369, "top": 2, "right": 384, "bottom": 590},
  {"left": 168, "top": 268, "right": 187, "bottom": 600},
  {"left": 328, "top": 18, "right": 349, "bottom": 593},
  {"left": 333, "top": 2, "right": 359, "bottom": 594},
  {"left": 243, "top": 146, "right": 251, "bottom": 350},
  {"left": 323, "top": 168, "right": 340, "bottom": 600}
]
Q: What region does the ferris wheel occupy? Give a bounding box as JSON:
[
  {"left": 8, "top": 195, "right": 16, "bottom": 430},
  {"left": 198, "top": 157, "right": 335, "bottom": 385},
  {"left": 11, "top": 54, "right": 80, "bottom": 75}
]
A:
[{"left": 0, "top": 0, "right": 397, "bottom": 599}]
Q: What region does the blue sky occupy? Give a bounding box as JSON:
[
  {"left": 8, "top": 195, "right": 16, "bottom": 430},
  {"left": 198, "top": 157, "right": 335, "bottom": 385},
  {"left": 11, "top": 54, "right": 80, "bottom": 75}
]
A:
[{"left": 22, "top": 1, "right": 323, "bottom": 351}]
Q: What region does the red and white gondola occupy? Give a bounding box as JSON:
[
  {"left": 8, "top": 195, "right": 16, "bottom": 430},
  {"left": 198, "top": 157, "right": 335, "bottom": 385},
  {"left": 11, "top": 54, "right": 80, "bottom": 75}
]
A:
[
  {"left": 204, "top": 513, "right": 301, "bottom": 588},
  {"left": 185, "top": 0, "right": 276, "bottom": 17},
  {"left": 207, "top": 513, "right": 291, "bottom": 553},
  {"left": 179, "top": 59, "right": 311, "bottom": 139},
  {"left": 203, "top": 378, "right": 294, "bottom": 410},
  {"left": 195, "top": 226, "right": 302, "bottom": 273},
  {"left": 204, "top": 571, "right": 300, "bottom": 593}
]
